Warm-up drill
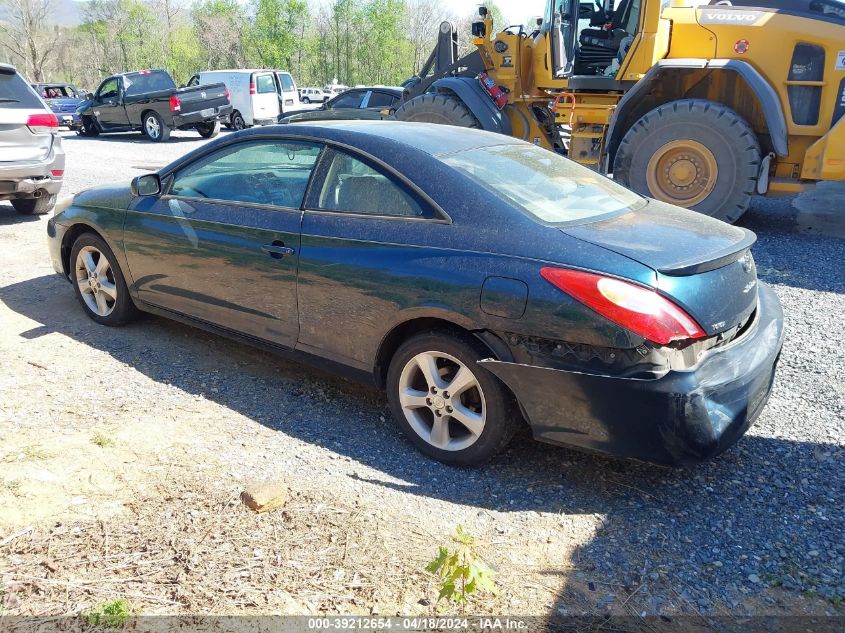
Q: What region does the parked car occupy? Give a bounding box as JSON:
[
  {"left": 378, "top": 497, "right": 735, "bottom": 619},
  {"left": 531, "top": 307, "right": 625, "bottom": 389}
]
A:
[
  {"left": 30, "top": 82, "right": 86, "bottom": 131},
  {"left": 299, "top": 87, "right": 328, "bottom": 104},
  {"left": 323, "top": 84, "right": 348, "bottom": 96},
  {"left": 188, "top": 69, "right": 299, "bottom": 130},
  {"left": 1, "top": 64, "right": 64, "bottom": 215},
  {"left": 77, "top": 69, "right": 232, "bottom": 142},
  {"left": 278, "top": 86, "right": 402, "bottom": 123},
  {"left": 47, "top": 121, "right": 784, "bottom": 467}
]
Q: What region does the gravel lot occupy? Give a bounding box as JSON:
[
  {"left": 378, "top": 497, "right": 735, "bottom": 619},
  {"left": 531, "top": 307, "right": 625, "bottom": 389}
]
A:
[{"left": 0, "top": 129, "right": 843, "bottom": 625}]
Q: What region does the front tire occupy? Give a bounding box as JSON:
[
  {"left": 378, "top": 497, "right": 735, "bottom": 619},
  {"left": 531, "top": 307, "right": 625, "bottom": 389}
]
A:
[
  {"left": 11, "top": 194, "right": 56, "bottom": 215},
  {"left": 393, "top": 93, "right": 479, "bottom": 128},
  {"left": 196, "top": 120, "right": 220, "bottom": 139},
  {"left": 142, "top": 111, "right": 171, "bottom": 143},
  {"left": 70, "top": 233, "right": 138, "bottom": 326},
  {"left": 613, "top": 99, "right": 761, "bottom": 223},
  {"left": 386, "top": 331, "right": 518, "bottom": 466},
  {"left": 78, "top": 116, "right": 99, "bottom": 137}
]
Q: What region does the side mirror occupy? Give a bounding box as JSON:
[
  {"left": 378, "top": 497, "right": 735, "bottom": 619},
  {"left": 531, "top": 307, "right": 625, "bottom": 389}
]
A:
[
  {"left": 131, "top": 174, "right": 161, "bottom": 197},
  {"left": 85, "top": 91, "right": 94, "bottom": 100},
  {"left": 472, "top": 20, "right": 486, "bottom": 37}
]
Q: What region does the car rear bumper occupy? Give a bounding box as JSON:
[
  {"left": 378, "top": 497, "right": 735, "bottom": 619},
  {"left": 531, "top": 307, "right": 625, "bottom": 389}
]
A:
[
  {"left": 173, "top": 104, "right": 233, "bottom": 128},
  {"left": 479, "top": 283, "right": 785, "bottom": 466},
  {"left": 0, "top": 138, "right": 65, "bottom": 200}
]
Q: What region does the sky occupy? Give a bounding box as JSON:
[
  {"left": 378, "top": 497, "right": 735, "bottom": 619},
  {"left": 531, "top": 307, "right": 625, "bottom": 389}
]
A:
[{"left": 442, "top": 0, "right": 547, "bottom": 26}]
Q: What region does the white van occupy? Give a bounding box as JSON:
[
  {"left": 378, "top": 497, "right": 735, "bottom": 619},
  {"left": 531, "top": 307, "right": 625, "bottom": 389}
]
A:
[{"left": 187, "top": 69, "right": 300, "bottom": 129}]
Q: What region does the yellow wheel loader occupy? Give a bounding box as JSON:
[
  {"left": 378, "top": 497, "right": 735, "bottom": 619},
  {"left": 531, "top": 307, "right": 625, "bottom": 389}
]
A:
[{"left": 395, "top": 0, "right": 845, "bottom": 222}]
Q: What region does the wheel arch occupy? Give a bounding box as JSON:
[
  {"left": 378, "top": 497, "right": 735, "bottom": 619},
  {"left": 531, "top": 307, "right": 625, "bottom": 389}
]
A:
[
  {"left": 607, "top": 60, "right": 788, "bottom": 169},
  {"left": 372, "top": 314, "right": 513, "bottom": 388},
  {"left": 60, "top": 222, "right": 109, "bottom": 278},
  {"left": 429, "top": 77, "right": 513, "bottom": 136}
]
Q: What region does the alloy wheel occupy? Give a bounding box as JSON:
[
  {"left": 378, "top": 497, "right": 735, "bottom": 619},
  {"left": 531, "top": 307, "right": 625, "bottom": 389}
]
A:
[
  {"left": 145, "top": 115, "right": 161, "bottom": 139},
  {"left": 397, "top": 351, "right": 486, "bottom": 451},
  {"left": 75, "top": 246, "right": 117, "bottom": 317}
]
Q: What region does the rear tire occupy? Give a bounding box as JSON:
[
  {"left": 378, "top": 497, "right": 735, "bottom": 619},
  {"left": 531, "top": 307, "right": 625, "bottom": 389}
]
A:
[
  {"left": 230, "top": 111, "right": 246, "bottom": 131},
  {"left": 386, "top": 330, "right": 518, "bottom": 466},
  {"left": 393, "top": 93, "right": 480, "bottom": 128},
  {"left": 302, "top": 96, "right": 310, "bottom": 104},
  {"left": 11, "top": 194, "right": 56, "bottom": 215},
  {"left": 70, "top": 233, "right": 138, "bottom": 326},
  {"left": 196, "top": 120, "right": 220, "bottom": 139},
  {"left": 142, "top": 111, "right": 171, "bottom": 143},
  {"left": 613, "top": 99, "right": 761, "bottom": 223}
]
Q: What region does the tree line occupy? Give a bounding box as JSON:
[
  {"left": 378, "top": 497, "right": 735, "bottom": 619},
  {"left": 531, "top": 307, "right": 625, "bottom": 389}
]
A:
[{"left": 0, "top": 0, "right": 507, "bottom": 89}]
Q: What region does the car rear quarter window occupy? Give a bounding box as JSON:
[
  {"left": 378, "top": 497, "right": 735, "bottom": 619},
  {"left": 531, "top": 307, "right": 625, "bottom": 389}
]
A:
[
  {"left": 315, "top": 148, "right": 426, "bottom": 218},
  {"left": 441, "top": 143, "right": 644, "bottom": 224},
  {"left": 366, "top": 91, "right": 398, "bottom": 108},
  {"left": 169, "top": 140, "right": 322, "bottom": 209},
  {"left": 0, "top": 70, "right": 44, "bottom": 109}
]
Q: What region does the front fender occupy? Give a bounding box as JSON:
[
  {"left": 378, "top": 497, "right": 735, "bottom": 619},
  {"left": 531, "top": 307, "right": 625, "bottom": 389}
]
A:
[{"left": 431, "top": 77, "right": 513, "bottom": 136}]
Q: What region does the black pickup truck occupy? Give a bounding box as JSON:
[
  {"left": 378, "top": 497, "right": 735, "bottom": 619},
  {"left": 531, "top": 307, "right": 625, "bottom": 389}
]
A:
[{"left": 77, "top": 69, "right": 232, "bottom": 142}]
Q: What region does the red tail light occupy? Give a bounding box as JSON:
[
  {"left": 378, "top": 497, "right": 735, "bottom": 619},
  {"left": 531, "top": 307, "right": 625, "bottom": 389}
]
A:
[
  {"left": 224, "top": 85, "right": 230, "bottom": 101},
  {"left": 169, "top": 94, "right": 181, "bottom": 112},
  {"left": 249, "top": 82, "right": 256, "bottom": 95},
  {"left": 50, "top": 169, "right": 64, "bottom": 177},
  {"left": 27, "top": 113, "right": 58, "bottom": 134},
  {"left": 540, "top": 267, "right": 706, "bottom": 345}
]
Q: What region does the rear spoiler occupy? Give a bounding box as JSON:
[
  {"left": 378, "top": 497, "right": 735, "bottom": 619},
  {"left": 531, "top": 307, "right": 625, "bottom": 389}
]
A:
[{"left": 658, "top": 228, "right": 757, "bottom": 276}]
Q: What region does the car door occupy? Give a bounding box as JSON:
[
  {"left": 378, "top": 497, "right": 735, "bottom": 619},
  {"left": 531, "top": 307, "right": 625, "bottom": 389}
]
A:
[
  {"left": 296, "top": 146, "right": 439, "bottom": 368},
  {"left": 274, "top": 71, "right": 300, "bottom": 112},
  {"left": 122, "top": 139, "right": 324, "bottom": 348},
  {"left": 92, "top": 78, "right": 129, "bottom": 130},
  {"left": 251, "top": 72, "right": 280, "bottom": 123}
]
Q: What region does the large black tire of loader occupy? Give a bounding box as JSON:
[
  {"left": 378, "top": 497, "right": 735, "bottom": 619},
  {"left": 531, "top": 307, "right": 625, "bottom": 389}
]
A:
[
  {"left": 613, "top": 99, "right": 761, "bottom": 224},
  {"left": 393, "top": 93, "right": 479, "bottom": 128}
]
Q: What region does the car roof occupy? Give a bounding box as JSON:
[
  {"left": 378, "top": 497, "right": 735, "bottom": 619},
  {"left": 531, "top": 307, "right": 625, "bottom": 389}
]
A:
[
  {"left": 243, "top": 120, "right": 522, "bottom": 157},
  {"left": 0, "top": 63, "right": 17, "bottom": 74}
]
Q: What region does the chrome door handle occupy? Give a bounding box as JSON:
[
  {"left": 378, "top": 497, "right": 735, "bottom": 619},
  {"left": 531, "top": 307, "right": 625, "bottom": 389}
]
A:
[{"left": 262, "top": 243, "right": 295, "bottom": 258}]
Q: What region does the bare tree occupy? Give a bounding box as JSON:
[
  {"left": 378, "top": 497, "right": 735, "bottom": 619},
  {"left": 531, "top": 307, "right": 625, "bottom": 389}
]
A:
[{"left": 0, "top": 0, "right": 58, "bottom": 80}]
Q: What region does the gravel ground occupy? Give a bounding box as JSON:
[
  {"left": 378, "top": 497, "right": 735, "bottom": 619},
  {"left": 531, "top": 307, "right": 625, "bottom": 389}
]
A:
[{"left": 0, "top": 129, "right": 843, "bottom": 624}]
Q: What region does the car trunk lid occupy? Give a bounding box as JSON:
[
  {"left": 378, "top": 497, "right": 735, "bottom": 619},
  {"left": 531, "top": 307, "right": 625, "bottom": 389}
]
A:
[{"left": 561, "top": 200, "right": 759, "bottom": 338}]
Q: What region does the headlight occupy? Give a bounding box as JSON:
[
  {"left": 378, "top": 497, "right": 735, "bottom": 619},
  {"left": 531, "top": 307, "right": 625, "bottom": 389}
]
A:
[{"left": 52, "top": 194, "right": 75, "bottom": 217}]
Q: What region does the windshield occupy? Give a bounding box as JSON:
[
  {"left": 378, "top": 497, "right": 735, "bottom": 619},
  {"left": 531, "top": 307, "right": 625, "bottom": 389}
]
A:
[{"left": 440, "top": 143, "right": 645, "bottom": 223}]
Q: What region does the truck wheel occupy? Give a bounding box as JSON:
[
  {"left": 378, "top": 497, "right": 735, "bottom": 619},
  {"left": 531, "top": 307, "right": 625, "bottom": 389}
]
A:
[
  {"left": 302, "top": 96, "right": 310, "bottom": 104},
  {"left": 78, "top": 116, "right": 99, "bottom": 137},
  {"left": 393, "top": 93, "right": 479, "bottom": 128},
  {"left": 613, "top": 99, "right": 760, "bottom": 223},
  {"left": 11, "top": 194, "right": 56, "bottom": 215},
  {"left": 231, "top": 111, "right": 246, "bottom": 131},
  {"left": 196, "top": 120, "right": 220, "bottom": 139},
  {"left": 143, "top": 111, "right": 171, "bottom": 142}
]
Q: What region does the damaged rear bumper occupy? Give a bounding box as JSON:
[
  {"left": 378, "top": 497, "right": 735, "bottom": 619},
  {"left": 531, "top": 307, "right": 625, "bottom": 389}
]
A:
[{"left": 479, "top": 283, "right": 785, "bottom": 466}]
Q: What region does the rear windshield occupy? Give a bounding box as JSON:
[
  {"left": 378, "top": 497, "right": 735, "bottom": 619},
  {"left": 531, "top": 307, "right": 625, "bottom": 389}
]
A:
[
  {"left": 124, "top": 71, "right": 176, "bottom": 96},
  {"left": 256, "top": 74, "right": 276, "bottom": 94},
  {"left": 0, "top": 70, "right": 44, "bottom": 109},
  {"left": 440, "top": 143, "right": 644, "bottom": 223}
]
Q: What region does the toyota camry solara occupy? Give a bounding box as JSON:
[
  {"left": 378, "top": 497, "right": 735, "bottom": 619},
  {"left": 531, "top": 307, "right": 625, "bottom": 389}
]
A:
[{"left": 47, "top": 121, "right": 785, "bottom": 467}]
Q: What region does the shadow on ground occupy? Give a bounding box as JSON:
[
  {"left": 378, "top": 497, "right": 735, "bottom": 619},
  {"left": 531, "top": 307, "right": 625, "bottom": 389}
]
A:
[
  {"left": 0, "top": 203, "right": 41, "bottom": 225},
  {"left": 1, "top": 271, "right": 842, "bottom": 626}
]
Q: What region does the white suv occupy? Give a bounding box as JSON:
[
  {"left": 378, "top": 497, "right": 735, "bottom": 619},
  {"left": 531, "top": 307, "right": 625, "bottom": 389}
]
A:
[
  {"left": 299, "top": 87, "right": 328, "bottom": 104},
  {"left": 0, "top": 64, "right": 65, "bottom": 215}
]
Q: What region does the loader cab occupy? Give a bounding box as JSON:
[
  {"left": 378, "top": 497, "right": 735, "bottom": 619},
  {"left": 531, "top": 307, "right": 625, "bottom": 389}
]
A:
[{"left": 546, "top": 0, "right": 642, "bottom": 79}]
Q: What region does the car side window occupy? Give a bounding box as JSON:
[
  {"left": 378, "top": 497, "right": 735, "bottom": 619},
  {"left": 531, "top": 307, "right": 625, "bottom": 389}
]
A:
[
  {"left": 366, "top": 91, "right": 398, "bottom": 108},
  {"left": 330, "top": 91, "right": 364, "bottom": 109},
  {"left": 98, "top": 79, "right": 119, "bottom": 100},
  {"left": 279, "top": 73, "right": 295, "bottom": 91},
  {"left": 169, "top": 140, "right": 323, "bottom": 209},
  {"left": 315, "top": 149, "right": 426, "bottom": 218}
]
